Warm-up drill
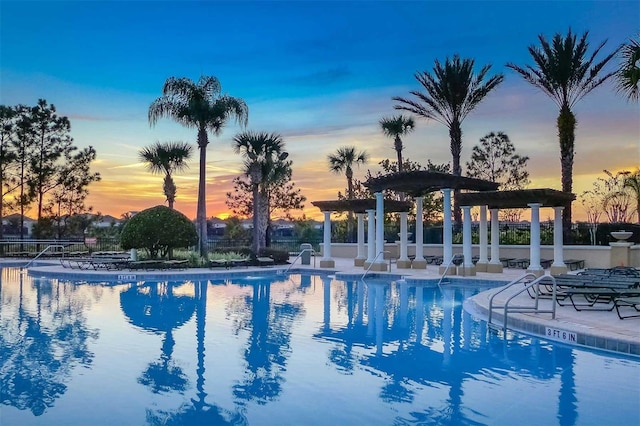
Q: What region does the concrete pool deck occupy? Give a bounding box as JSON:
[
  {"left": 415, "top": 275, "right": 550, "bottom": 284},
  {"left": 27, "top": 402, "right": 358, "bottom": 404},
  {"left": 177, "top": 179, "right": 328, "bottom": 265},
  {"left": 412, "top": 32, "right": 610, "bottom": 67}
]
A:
[{"left": 4, "top": 256, "right": 639, "bottom": 358}]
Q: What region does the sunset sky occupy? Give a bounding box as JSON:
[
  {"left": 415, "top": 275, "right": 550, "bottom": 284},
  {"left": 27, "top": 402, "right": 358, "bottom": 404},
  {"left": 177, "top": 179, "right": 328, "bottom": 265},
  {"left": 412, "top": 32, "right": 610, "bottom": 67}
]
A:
[{"left": 1, "top": 0, "right": 638, "bottom": 222}]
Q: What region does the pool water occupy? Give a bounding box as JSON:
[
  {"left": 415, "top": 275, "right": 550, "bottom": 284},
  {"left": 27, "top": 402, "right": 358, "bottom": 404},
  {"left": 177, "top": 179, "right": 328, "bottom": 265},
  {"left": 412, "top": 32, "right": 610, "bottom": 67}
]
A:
[{"left": 1, "top": 267, "right": 639, "bottom": 425}]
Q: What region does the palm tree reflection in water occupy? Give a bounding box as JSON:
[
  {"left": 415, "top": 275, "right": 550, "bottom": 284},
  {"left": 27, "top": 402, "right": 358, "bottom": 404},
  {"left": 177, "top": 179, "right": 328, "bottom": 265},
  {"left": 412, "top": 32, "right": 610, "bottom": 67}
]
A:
[{"left": 231, "top": 277, "right": 304, "bottom": 405}]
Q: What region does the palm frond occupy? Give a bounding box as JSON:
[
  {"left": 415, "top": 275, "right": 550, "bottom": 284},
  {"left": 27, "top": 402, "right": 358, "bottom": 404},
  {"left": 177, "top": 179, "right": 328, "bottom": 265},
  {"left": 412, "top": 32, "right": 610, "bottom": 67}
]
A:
[
  {"left": 507, "top": 29, "right": 618, "bottom": 108},
  {"left": 615, "top": 35, "right": 640, "bottom": 102},
  {"left": 394, "top": 54, "right": 503, "bottom": 128}
]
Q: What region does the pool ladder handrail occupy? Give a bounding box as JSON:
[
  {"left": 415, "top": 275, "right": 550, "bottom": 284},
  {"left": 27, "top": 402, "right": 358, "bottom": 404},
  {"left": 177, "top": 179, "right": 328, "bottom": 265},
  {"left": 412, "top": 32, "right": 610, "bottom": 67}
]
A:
[
  {"left": 281, "top": 248, "right": 316, "bottom": 274},
  {"left": 22, "top": 244, "right": 67, "bottom": 269},
  {"left": 362, "top": 251, "right": 391, "bottom": 280},
  {"left": 488, "top": 273, "right": 557, "bottom": 331},
  {"left": 437, "top": 253, "right": 464, "bottom": 288}
]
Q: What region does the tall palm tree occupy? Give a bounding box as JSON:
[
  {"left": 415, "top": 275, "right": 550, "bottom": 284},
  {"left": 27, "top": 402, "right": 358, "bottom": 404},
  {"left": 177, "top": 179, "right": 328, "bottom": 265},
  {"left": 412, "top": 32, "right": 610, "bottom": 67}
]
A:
[
  {"left": 328, "top": 146, "right": 369, "bottom": 242},
  {"left": 379, "top": 114, "right": 415, "bottom": 173},
  {"left": 623, "top": 169, "right": 640, "bottom": 224},
  {"left": 232, "top": 131, "right": 287, "bottom": 253},
  {"left": 615, "top": 34, "right": 640, "bottom": 102},
  {"left": 328, "top": 146, "right": 369, "bottom": 200},
  {"left": 393, "top": 54, "right": 504, "bottom": 225},
  {"left": 506, "top": 29, "right": 618, "bottom": 237},
  {"left": 149, "top": 76, "right": 248, "bottom": 257},
  {"left": 139, "top": 141, "right": 192, "bottom": 209}
]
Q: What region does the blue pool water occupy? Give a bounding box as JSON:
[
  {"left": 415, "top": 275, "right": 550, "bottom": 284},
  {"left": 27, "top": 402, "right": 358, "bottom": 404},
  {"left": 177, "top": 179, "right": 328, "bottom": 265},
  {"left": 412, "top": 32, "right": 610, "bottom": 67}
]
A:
[{"left": 1, "top": 267, "right": 639, "bottom": 425}]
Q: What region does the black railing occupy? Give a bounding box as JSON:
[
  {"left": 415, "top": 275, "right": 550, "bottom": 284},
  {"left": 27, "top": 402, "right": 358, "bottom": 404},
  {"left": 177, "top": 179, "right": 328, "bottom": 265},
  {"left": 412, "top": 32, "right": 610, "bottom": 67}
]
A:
[{"left": 1, "top": 222, "right": 637, "bottom": 258}]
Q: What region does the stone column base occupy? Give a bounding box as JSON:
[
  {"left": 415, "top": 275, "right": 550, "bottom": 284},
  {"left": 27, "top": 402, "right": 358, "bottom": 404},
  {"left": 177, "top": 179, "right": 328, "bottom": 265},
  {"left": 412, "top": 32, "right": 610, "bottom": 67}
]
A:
[
  {"left": 319, "top": 259, "right": 335, "bottom": 268},
  {"left": 526, "top": 268, "right": 544, "bottom": 277},
  {"left": 457, "top": 265, "right": 476, "bottom": 276},
  {"left": 411, "top": 259, "right": 427, "bottom": 269},
  {"left": 367, "top": 262, "right": 388, "bottom": 272},
  {"left": 438, "top": 265, "right": 457, "bottom": 276},
  {"left": 610, "top": 242, "right": 632, "bottom": 267},
  {"left": 550, "top": 265, "right": 568, "bottom": 276},
  {"left": 475, "top": 262, "right": 488, "bottom": 272},
  {"left": 486, "top": 263, "right": 503, "bottom": 273},
  {"left": 396, "top": 259, "right": 412, "bottom": 269},
  {"left": 354, "top": 258, "right": 366, "bottom": 267}
]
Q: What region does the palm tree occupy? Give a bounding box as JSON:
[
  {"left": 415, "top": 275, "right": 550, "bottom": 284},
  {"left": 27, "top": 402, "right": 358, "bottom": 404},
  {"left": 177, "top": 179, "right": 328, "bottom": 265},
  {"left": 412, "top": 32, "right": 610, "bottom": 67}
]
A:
[
  {"left": 379, "top": 114, "right": 415, "bottom": 173},
  {"left": 615, "top": 35, "right": 640, "bottom": 102},
  {"left": 232, "top": 131, "right": 287, "bottom": 253},
  {"left": 327, "top": 146, "right": 369, "bottom": 200},
  {"left": 149, "top": 76, "right": 248, "bottom": 257},
  {"left": 623, "top": 169, "right": 640, "bottom": 224},
  {"left": 506, "top": 29, "right": 618, "bottom": 237},
  {"left": 139, "top": 141, "right": 192, "bottom": 209},
  {"left": 328, "top": 146, "right": 368, "bottom": 242},
  {"left": 393, "top": 54, "right": 504, "bottom": 225}
]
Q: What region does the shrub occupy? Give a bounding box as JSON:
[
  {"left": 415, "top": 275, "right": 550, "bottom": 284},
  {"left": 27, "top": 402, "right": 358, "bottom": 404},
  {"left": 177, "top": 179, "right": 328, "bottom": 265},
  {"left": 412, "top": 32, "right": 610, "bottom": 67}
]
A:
[
  {"left": 212, "top": 247, "right": 254, "bottom": 259},
  {"left": 120, "top": 205, "right": 198, "bottom": 258}
]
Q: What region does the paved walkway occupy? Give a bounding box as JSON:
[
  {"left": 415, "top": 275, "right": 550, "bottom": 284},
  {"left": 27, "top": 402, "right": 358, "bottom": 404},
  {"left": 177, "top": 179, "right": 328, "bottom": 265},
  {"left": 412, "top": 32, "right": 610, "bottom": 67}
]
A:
[{"left": 4, "top": 256, "right": 638, "bottom": 357}]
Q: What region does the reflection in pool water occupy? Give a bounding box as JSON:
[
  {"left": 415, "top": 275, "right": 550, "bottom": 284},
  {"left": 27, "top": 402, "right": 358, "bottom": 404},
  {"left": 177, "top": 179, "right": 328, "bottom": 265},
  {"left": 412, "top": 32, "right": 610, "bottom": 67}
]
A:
[{"left": 1, "top": 268, "right": 639, "bottom": 425}]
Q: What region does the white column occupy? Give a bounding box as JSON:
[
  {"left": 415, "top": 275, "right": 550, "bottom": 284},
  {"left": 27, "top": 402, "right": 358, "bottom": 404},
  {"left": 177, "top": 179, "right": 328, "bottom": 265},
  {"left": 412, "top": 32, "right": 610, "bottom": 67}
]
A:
[
  {"left": 441, "top": 188, "right": 453, "bottom": 267},
  {"left": 354, "top": 213, "right": 366, "bottom": 266},
  {"left": 375, "top": 192, "right": 385, "bottom": 266},
  {"left": 322, "top": 211, "right": 331, "bottom": 260},
  {"left": 397, "top": 211, "right": 410, "bottom": 268},
  {"left": 488, "top": 208, "right": 502, "bottom": 273},
  {"left": 551, "top": 206, "right": 568, "bottom": 275},
  {"left": 413, "top": 196, "right": 426, "bottom": 267},
  {"left": 477, "top": 205, "right": 489, "bottom": 271},
  {"left": 461, "top": 206, "right": 475, "bottom": 275},
  {"left": 320, "top": 211, "right": 335, "bottom": 268},
  {"left": 366, "top": 209, "right": 375, "bottom": 264},
  {"left": 399, "top": 212, "right": 408, "bottom": 260},
  {"left": 462, "top": 206, "right": 472, "bottom": 266},
  {"left": 527, "top": 203, "right": 543, "bottom": 275}
]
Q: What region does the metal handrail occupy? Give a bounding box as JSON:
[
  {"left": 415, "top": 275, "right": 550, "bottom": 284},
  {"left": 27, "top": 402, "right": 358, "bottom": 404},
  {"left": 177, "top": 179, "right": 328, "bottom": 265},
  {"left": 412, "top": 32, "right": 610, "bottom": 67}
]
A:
[
  {"left": 437, "top": 253, "right": 464, "bottom": 288},
  {"left": 282, "top": 248, "right": 316, "bottom": 274},
  {"left": 22, "top": 244, "right": 67, "bottom": 269},
  {"left": 488, "top": 273, "right": 557, "bottom": 331},
  {"left": 362, "top": 251, "right": 390, "bottom": 280}
]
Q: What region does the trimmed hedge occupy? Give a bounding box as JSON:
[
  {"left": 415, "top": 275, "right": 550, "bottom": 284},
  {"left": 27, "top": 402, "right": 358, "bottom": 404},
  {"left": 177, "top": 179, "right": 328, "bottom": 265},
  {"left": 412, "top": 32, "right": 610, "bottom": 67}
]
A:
[{"left": 120, "top": 205, "right": 198, "bottom": 258}]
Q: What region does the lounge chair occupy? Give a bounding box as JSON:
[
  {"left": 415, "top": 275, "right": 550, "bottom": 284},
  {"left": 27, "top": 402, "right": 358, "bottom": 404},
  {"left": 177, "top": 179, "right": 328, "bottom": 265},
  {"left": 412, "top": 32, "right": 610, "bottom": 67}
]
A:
[
  {"left": 540, "top": 259, "right": 553, "bottom": 268},
  {"left": 500, "top": 257, "right": 515, "bottom": 267},
  {"left": 163, "top": 259, "right": 189, "bottom": 270},
  {"left": 564, "top": 259, "right": 585, "bottom": 271},
  {"left": 209, "top": 259, "right": 229, "bottom": 269},
  {"left": 128, "top": 260, "right": 164, "bottom": 271},
  {"left": 508, "top": 258, "right": 529, "bottom": 269},
  {"left": 579, "top": 266, "right": 640, "bottom": 277},
  {"left": 613, "top": 295, "right": 640, "bottom": 319},
  {"left": 537, "top": 274, "right": 640, "bottom": 311},
  {"left": 229, "top": 258, "right": 249, "bottom": 268},
  {"left": 257, "top": 256, "right": 274, "bottom": 267}
]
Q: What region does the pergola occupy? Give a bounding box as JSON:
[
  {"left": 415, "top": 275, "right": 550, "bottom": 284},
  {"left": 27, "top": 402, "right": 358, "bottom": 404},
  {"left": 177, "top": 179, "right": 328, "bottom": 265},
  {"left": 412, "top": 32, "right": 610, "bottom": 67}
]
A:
[
  {"left": 311, "top": 199, "right": 413, "bottom": 268},
  {"left": 312, "top": 170, "right": 576, "bottom": 276},
  {"left": 456, "top": 189, "right": 575, "bottom": 275},
  {"left": 362, "top": 171, "right": 499, "bottom": 272},
  {"left": 365, "top": 170, "right": 499, "bottom": 195}
]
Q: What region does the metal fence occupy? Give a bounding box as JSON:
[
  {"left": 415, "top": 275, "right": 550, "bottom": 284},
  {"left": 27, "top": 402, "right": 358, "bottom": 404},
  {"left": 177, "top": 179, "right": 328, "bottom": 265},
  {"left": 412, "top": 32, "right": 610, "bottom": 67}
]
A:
[{"left": 1, "top": 221, "right": 636, "bottom": 257}]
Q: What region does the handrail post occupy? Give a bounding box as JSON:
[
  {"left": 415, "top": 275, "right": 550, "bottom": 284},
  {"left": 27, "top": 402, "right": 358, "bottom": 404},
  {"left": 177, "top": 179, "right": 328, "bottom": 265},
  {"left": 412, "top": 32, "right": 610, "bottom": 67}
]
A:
[
  {"left": 282, "top": 248, "right": 316, "bottom": 275},
  {"left": 22, "top": 244, "right": 66, "bottom": 269}
]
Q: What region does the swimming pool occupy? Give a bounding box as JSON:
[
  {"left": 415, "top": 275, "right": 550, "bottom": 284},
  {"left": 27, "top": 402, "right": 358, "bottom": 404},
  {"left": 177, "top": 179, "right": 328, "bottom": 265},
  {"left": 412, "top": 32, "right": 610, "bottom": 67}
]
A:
[{"left": 1, "top": 267, "right": 639, "bottom": 425}]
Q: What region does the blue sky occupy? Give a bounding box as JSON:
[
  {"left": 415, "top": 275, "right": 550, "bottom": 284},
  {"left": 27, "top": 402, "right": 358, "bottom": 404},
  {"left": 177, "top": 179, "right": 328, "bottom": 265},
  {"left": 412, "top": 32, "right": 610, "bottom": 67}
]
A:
[{"left": 1, "top": 0, "right": 638, "bottom": 220}]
